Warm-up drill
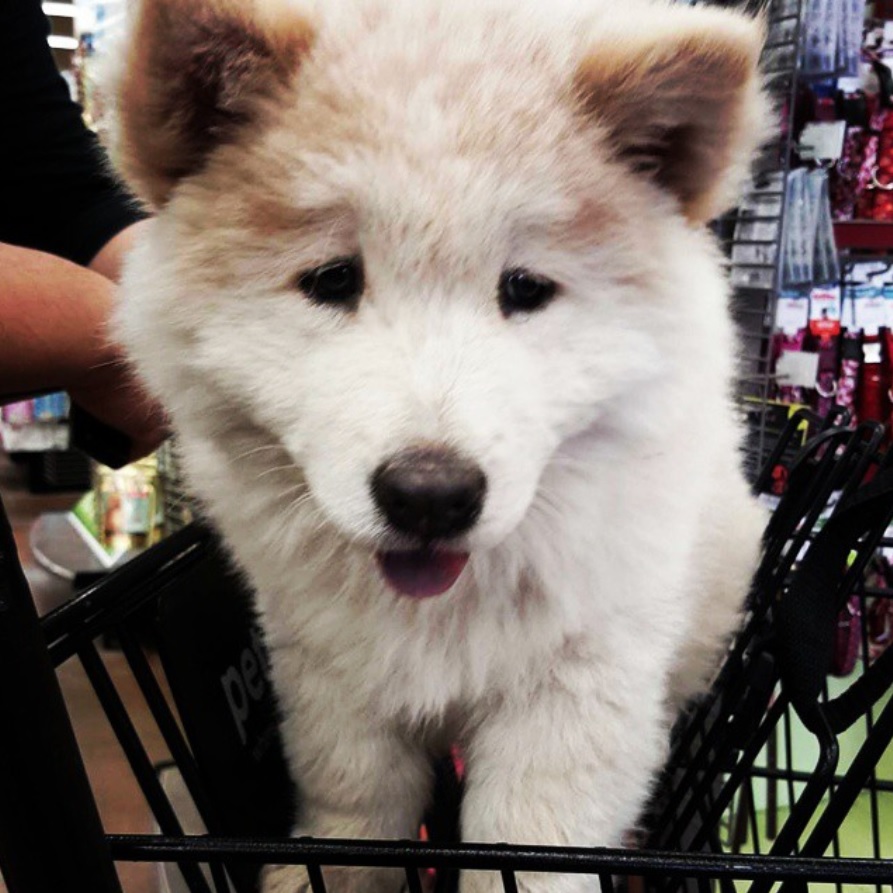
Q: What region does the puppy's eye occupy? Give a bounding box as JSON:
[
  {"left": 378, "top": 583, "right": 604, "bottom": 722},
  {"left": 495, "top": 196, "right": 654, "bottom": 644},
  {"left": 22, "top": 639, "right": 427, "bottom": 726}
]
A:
[
  {"left": 297, "top": 257, "right": 364, "bottom": 309},
  {"left": 499, "top": 269, "right": 558, "bottom": 316}
]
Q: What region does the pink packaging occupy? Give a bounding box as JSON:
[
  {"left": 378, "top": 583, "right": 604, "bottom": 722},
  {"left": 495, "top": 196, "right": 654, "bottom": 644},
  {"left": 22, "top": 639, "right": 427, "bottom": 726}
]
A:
[{"left": 1, "top": 400, "right": 34, "bottom": 425}]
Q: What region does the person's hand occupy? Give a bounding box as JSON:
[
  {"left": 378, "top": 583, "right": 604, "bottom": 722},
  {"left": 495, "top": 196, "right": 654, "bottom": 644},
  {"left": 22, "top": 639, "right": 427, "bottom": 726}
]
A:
[
  {"left": 67, "top": 346, "right": 169, "bottom": 463},
  {"left": 78, "top": 220, "right": 169, "bottom": 461},
  {"left": 0, "top": 237, "right": 168, "bottom": 464}
]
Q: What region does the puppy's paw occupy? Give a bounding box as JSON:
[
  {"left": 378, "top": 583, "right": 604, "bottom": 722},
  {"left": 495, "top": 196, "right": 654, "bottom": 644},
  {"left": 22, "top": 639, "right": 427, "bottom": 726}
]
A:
[
  {"left": 461, "top": 870, "right": 601, "bottom": 893},
  {"left": 262, "top": 864, "right": 408, "bottom": 893},
  {"left": 262, "top": 865, "right": 311, "bottom": 893}
]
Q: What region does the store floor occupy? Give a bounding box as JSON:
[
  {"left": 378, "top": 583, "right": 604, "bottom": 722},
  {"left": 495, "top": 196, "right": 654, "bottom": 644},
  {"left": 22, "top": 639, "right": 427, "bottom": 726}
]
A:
[{"left": 0, "top": 449, "right": 167, "bottom": 893}]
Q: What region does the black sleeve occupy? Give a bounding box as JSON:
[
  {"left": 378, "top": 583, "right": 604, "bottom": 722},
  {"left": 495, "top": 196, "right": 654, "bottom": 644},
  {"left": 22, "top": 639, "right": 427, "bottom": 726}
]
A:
[{"left": 0, "top": 0, "right": 147, "bottom": 267}]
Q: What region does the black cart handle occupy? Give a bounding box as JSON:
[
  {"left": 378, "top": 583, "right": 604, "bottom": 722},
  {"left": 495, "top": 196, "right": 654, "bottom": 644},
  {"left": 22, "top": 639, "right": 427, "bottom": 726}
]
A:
[{"left": 775, "top": 465, "right": 893, "bottom": 734}]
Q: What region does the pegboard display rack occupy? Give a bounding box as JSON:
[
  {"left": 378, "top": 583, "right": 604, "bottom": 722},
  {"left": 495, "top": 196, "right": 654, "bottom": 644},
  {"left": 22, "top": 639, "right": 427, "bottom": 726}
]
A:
[{"left": 717, "top": 0, "right": 809, "bottom": 479}]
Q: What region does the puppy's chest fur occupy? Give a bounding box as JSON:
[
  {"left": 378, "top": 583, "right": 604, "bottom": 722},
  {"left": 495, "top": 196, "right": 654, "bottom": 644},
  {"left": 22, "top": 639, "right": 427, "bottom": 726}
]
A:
[
  {"left": 264, "top": 576, "right": 563, "bottom": 717},
  {"left": 262, "top": 578, "right": 622, "bottom": 756}
]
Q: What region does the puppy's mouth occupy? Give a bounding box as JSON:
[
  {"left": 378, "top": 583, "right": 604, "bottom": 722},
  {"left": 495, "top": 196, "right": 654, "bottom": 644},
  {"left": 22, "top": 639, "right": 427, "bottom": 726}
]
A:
[{"left": 376, "top": 548, "right": 470, "bottom": 599}]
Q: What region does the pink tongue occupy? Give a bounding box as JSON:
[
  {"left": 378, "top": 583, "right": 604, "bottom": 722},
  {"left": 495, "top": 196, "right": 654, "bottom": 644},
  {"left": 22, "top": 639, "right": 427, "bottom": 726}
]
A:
[{"left": 377, "top": 550, "right": 469, "bottom": 599}]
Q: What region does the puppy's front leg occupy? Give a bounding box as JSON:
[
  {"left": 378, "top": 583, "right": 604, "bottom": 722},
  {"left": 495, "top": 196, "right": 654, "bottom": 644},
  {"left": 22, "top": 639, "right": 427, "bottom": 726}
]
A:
[
  {"left": 263, "top": 679, "right": 432, "bottom": 893},
  {"left": 460, "top": 672, "right": 667, "bottom": 893}
]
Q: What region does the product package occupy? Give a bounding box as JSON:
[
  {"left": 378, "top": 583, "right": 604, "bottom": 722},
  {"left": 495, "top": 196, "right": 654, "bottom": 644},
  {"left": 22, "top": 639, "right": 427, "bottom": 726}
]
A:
[
  {"left": 70, "top": 458, "right": 165, "bottom": 565},
  {"left": 801, "top": 0, "right": 867, "bottom": 76}
]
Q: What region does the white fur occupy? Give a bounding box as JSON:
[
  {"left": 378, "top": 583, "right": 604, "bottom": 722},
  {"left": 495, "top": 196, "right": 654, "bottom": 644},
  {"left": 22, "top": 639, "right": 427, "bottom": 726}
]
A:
[{"left": 113, "top": 1, "right": 767, "bottom": 891}]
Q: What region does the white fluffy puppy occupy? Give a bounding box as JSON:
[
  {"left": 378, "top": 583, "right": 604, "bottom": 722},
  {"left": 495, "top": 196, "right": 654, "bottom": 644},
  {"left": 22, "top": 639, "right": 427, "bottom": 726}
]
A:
[{"left": 111, "top": 1, "right": 768, "bottom": 891}]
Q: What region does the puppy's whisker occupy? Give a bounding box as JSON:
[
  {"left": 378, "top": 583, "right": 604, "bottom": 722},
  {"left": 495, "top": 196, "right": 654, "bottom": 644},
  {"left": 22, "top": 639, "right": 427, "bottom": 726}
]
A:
[
  {"left": 234, "top": 444, "right": 286, "bottom": 462},
  {"left": 256, "top": 463, "right": 302, "bottom": 480},
  {"left": 278, "top": 480, "right": 306, "bottom": 495},
  {"left": 282, "top": 489, "right": 319, "bottom": 524}
]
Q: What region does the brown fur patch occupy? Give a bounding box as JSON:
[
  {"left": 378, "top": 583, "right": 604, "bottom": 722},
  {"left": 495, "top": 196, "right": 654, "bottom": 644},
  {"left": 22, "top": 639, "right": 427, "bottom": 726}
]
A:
[
  {"left": 120, "top": 0, "right": 314, "bottom": 208},
  {"left": 242, "top": 198, "right": 354, "bottom": 239},
  {"left": 574, "top": 9, "right": 766, "bottom": 223}
]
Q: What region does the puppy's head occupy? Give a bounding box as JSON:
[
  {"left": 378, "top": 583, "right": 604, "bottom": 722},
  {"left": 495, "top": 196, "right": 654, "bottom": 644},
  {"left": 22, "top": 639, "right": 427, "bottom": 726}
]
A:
[{"left": 114, "top": 0, "right": 767, "bottom": 597}]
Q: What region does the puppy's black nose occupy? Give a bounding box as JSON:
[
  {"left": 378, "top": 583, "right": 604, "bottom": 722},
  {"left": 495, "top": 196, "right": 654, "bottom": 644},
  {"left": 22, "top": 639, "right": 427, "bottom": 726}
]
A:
[{"left": 372, "top": 447, "right": 486, "bottom": 539}]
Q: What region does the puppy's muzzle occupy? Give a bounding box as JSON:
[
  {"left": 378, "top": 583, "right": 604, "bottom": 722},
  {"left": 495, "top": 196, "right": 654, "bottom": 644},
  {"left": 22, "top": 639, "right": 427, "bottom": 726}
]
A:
[{"left": 372, "top": 446, "right": 486, "bottom": 540}]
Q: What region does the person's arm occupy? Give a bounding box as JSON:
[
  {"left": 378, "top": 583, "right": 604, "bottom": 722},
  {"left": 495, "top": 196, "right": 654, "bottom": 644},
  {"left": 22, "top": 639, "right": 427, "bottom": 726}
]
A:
[
  {"left": 87, "top": 219, "right": 151, "bottom": 283},
  {"left": 0, "top": 4, "right": 163, "bottom": 462},
  {"left": 0, "top": 1, "right": 148, "bottom": 266},
  {"left": 0, "top": 241, "right": 167, "bottom": 461}
]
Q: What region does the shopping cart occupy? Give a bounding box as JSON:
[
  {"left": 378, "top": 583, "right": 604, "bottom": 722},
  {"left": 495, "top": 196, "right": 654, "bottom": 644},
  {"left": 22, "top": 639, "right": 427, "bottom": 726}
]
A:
[{"left": 1, "top": 411, "right": 892, "bottom": 893}]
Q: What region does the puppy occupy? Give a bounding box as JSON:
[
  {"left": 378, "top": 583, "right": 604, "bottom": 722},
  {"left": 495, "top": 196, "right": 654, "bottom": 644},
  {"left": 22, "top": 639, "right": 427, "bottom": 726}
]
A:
[{"left": 111, "top": 1, "right": 769, "bottom": 891}]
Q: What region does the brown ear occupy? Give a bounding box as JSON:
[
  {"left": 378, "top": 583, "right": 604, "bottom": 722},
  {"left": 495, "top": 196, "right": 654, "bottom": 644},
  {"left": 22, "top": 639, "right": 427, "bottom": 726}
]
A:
[
  {"left": 575, "top": 6, "right": 768, "bottom": 223},
  {"left": 118, "top": 0, "right": 314, "bottom": 207}
]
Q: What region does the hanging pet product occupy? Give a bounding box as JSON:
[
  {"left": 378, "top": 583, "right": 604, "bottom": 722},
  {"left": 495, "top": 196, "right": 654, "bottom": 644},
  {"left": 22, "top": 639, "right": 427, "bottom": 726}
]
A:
[{"left": 801, "top": 0, "right": 867, "bottom": 76}]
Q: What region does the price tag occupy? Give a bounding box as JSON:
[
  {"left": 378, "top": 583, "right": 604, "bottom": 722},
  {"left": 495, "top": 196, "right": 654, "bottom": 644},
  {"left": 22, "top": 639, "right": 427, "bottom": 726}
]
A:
[
  {"left": 776, "top": 291, "right": 809, "bottom": 335},
  {"left": 810, "top": 285, "right": 842, "bottom": 339},
  {"left": 884, "top": 285, "right": 893, "bottom": 330},
  {"left": 853, "top": 284, "right": 887, "bottom": 335},
  {"left": 776, "top": 350, "right": 820, "bottom": 389},
  {"left": 798, "top": 121, "right": 847, "bottom": 162}
]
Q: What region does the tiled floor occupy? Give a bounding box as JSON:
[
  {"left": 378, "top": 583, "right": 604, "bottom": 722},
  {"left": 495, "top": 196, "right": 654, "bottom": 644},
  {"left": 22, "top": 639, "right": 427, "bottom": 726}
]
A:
[{"left": 0, "top": 449, "right": 165, "bottom": 893}]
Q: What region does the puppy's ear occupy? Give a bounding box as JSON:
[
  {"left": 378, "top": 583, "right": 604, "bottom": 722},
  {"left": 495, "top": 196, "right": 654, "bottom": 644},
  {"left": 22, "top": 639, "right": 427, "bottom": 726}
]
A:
[
  {"left": 117, "top": 0, "right": 313, "bottom": 207},
  {"left": 575, "top": 7, "right": 768, "bottom": 223}
]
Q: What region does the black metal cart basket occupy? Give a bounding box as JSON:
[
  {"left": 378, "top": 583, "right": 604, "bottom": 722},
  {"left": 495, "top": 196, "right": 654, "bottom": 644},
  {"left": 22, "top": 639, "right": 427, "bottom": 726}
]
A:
[{"left": 2, "top": 411, "right": 893, "bottom": 893}]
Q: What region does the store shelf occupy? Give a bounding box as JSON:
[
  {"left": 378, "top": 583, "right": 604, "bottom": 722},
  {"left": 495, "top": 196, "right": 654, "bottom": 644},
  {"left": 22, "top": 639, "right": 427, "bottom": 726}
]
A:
[{"left": 834, "top": 221, "right": 893, "bottom": 252}]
